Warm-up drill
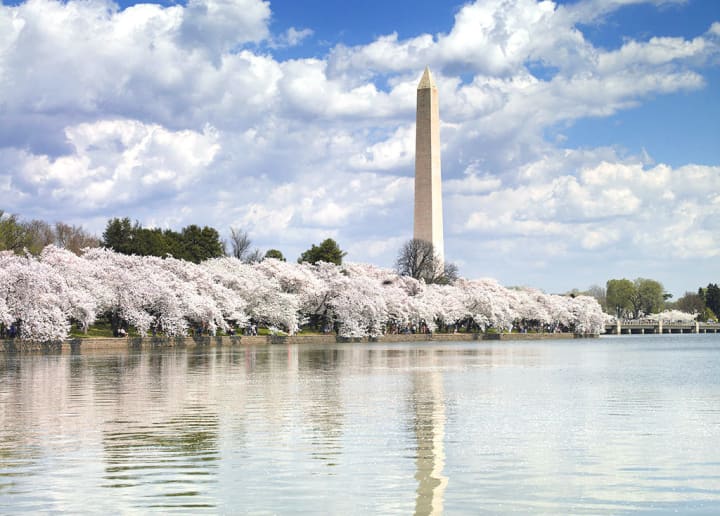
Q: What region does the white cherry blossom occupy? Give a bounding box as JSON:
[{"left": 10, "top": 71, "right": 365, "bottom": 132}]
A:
[{"left": 1, "top": 246, "right": 608, "bottom": 341}]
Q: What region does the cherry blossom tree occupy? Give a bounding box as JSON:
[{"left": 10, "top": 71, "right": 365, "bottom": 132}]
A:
[
  {"left": 330, "top": 272, "right": 387, "bottom": 337},
  {"left": 39, "top": 246, "right": 109, "bottom": 333},
  {"left": 0, "top": 251, "right": 71, "bottom": 341},
  {"left": 1, "top": 245, "right": 608, "bottom": 342},
  {"left": 647, "top": 310, "right": 696, "bottom": 323},
  {"left": 566, "top": 295, "right": 607, "bottom": 334},
  {"left": 202, "top": 257, "right": 298, "bottom": 334}
]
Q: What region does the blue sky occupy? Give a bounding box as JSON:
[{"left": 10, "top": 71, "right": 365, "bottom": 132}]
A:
[{"left": 1, "top": 0, "right": 719, "bottom": 297}]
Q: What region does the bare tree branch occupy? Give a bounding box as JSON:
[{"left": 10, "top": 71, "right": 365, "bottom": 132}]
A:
[
  {"left": 395, "top": 239, "right": 458, "bottom": 284},
  {"left": 229, "top": 227, "right": 252, "bottom": 260}
]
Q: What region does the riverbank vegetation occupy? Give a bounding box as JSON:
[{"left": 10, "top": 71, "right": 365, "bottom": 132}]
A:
[
  {"left": 0, "top": 210, "right": 99, "bottom": 255},
  {"left": 572, "top": 279, "right": 719, "bottom": 322},
  {"left": 2, "top": 211, "right": 714, "bottom": 336},
  {"left": 0, "top": 246, "right": 606, "bottom": 342}
]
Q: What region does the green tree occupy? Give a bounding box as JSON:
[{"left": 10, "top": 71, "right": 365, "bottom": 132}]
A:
[
  {"left": 703, "top": 283, "right": 720, "bottom": 319},
  {"left": 632, "top": 278, "right": 665, "bottom": 318},
  {"left": 133, "top": 227, "right": 167, "bottom": 256},
  {"left": 702, "top": 307, "right": 717, "bottom": 322},
  {"left": 161, "top": 228, "right": 183, "bottom": 257},
  {"left": 298, "top": 238, "right": 346, "bottom": 265},
  {"left": 1, "top": 211, "right": 99, "bottom": 255},
  {"left": 102, "top": 217, "right": 134, "bottom": 254},
  {"left": 179, "top": 225, "right": 224, "bottom": 263},
  {"left": 102, "top": 218, "right": 224, "bottom": 263},
  {"left": 606, "top": 278, "right": 667, "bottom": 318},
  {"left": 264, "top": 249, "right": 285, "bottom": 261},
  {"left": 0, "top": 211, "right": 29, "bottom": 253},
  {"left": 606, "top": 278, "right": 635, "bottom": 318},
  {"left": 674, "top": 291, "right": 706, "bottom": 315}
]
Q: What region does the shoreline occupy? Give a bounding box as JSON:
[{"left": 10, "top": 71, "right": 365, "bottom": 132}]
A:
[{"left": 1, "top": 332, "right": 596, "bottom": 352}]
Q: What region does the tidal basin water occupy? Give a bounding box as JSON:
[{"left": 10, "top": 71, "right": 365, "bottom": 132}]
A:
[{"left": 1, "top": 335, "right": 719, "bottom": 514}]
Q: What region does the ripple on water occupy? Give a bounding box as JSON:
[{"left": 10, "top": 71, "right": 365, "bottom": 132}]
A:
[
  {"left": 1, "top": 338, "right": 720, "bottom": 513},
  {"left": 95, "top": 407, "right": 220, "bottom": 510}
]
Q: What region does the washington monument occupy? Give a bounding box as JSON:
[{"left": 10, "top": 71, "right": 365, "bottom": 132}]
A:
[{"left": 414, "top": 66, "right": 444, "bottom": 263}]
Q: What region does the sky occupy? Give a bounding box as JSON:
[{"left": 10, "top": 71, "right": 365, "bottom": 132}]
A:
[{"left": 1, "top": 0, "right": 719, "bottom": 297}]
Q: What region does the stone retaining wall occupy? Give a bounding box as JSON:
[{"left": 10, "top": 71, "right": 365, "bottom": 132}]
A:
[{"left": 1, "top": 331, "right": 593, "bottom": 352}]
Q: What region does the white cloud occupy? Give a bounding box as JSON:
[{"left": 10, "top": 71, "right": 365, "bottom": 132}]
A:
[
  {"left": 597, "top": 36, "right": 711, "bottom": 75},
  {"left": 270, "top": 27, "right": 314, "bottom": 48},
  {"left": 445, "top": 169, "right": 502, "bottom": 194},
  {"left": 0, "top": 0, "right": 279, "bottom": 143},
  {"left": 328, "top": 33, "right": 435, "bottom": 76},
  {"left": 180, "top": 0, "right": 271, "bottom": 55},
  {"left": 327, "top": 0, "right": 592, "bottom": 76},
  {"left": 347, "top": 235, "right": 408, "bottom": 262},
  {"left": 581, "top": 229, "right": 620, "bottom": 250},
  {"left": 455, "top": 154, "right": 720, "bottom": 262},
  {"left": 349, "top": 125, "right": 415, "bottom": 170},
  {"left": 245, "top": 172, "right": 412, "bottom": 228},
  {"left": 241, "top": 203, "right": 295, "bottom": 233},
  {"left": 0, "top": 0, "right": 718, "bottom": 292},
  {"left": 1, "top": 120, "right": 219, "bottom": 210},
  {"left": 278, "top": 59, "right": 416, "bottom": 119}
]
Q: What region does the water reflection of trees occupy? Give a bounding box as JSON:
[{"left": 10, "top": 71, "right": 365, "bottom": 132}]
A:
[
  {"left": 79, "top": 350, "right": 222, "bottom": 507},
  {"left": 298, "top": 348, "right": 344, "bottom": 467},
  {"left": 102, "top": 407, "right": 220, "bottom": 509},
  {"left": 0, "top": 348, "right": 232, "bottom": 510},
  {"left": 0, "top": 355, "right": 39, "bottom": 496}
]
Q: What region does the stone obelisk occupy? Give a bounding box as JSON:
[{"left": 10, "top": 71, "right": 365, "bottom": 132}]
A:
[{"left": 414, "top": 66, "right": 444, "bottom": 262}]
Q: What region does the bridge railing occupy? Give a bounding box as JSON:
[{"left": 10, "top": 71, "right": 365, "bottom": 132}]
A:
[{"left": 604, "top": 320, "right": 719, "bottom": 334}]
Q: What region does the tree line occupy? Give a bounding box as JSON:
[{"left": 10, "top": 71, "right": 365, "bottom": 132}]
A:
[
  {"left": 0, "top": 212, "right": 342, "bottom": 266},
  {"left": 3, "top": 211, "right": 714, "bottom": 317},
  {"left": 574, "top": 278, "right": 719, "bottom": 321},
  {"left": 102, "top": 217, "right": 225, "bottom": 264},
  {"left": 680, "top": 284, "right": 720, "bottom": 321},
  {"left": 103, "top": 218, "right": 350, "bottom": 266},
  {"left": 1, "top": 246, "right": 606, "bottom": 342},
  {"left": 2, "top": 212, "right": 458, "bottom": 284},
  {"left": 0, "top": 210, "right": 99, "bottom": 255}
]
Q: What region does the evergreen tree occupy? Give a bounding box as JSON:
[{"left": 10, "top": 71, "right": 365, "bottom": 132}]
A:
[
  {"left": 102, "top": 217, "right": 134, "bottom": 254},
  {"left": 102, "top": 218, "right": 224, "bottom": 263},
  {"left": 179, "top": 225, "right": 224, "bottom": 263},
  {"left": 298, "top": 238, "right": 346, "bottom": 265},
  {"left": 264, "top": 249, "right": 285, "bottom": 261},
  {"left": 704, "top": 283, "right": 720, "bottom": 318}
]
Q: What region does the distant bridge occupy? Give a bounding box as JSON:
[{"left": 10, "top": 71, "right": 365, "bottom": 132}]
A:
[{"left": 605, "top": 321, "right": 720, "bottom": 335}]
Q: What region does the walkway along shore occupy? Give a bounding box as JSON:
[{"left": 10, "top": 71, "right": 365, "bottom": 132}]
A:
[{"left": 1, "top": 332, "right": 597, "bottom": 352}]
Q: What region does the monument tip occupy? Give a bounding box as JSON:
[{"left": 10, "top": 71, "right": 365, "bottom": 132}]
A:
[{"left": 418, "top": 66, "right": 436, "bottom": 90}]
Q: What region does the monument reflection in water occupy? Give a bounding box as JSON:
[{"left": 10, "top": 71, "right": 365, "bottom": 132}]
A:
[
  {"left": 1, "top": 336, "right": 720, "bottom": 514},
  {"left": 412, "top": 370, "right": 448, "bottom": 515}
]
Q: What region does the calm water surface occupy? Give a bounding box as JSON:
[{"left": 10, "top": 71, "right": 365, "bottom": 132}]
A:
[{"left": 1, "top": 335, "right": 719, "bottom": 514}]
